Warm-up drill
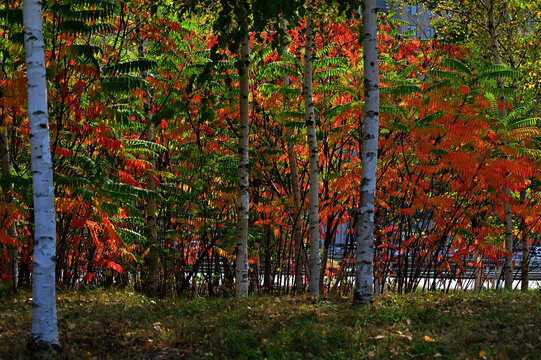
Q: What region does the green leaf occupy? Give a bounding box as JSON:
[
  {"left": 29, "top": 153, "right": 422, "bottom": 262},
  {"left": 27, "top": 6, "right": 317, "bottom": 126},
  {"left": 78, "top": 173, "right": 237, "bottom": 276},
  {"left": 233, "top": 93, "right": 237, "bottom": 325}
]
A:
[
  {"left": 389, "top": 122, "right": 409, "bottom": 132},
  {"left": 440, "top": 58, "right": 471, "bottom": 76},
  {"left": 104, "top": 60, "right": 157, "bottom": 75},
  {"left": 381, "top": 84, "right": 421, "bottom": 98},
  {"left": 102, "top": 75, "right": 147, "bottom": 93},
  {"left": 430, "top": 149, "right": 449, "bottom": 157}
]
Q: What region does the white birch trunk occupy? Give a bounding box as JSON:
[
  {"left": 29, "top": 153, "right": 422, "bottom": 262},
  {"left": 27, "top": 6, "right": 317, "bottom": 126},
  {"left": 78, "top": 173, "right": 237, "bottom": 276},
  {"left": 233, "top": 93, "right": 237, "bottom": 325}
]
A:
[
  {"left": 236, "top": 28, "right": 250, "bottom": 298},
  {"left": 353, "top": 0, "right": 379, "bottom": 305},
  {"left": 303, "top": 9, "right": 321, "bottom": 298},
  {"left": 23, "top": 0, "right": 60, "bottom": 350}
]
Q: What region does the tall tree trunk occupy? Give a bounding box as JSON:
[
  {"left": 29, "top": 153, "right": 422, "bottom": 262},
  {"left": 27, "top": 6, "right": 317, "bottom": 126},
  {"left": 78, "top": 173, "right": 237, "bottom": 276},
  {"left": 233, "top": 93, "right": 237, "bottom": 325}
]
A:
[
  {"left": 23, "top": 0, "right": 60, "bottom": 351},
  {"left": 137, "top": 20, "right": 160, "bottom": 296},
  {"left": 0, "top": 125, "right": 18, "bottom": 292},
  {"left": 353, "top": 0, "right": 379, "bottom": 305},
  {"left": 520, "top": 189, "right": 529, "bottom": 291},
  {"left": 287, "top": 128, "right": 305, "bottom": 294},
  {"left": 145, "top": 101, "right": 160, "bottom": 296},
  {"left": 236, "top": 24, "right": 250, "bottom": 298},
  {"left": 486, "top": 0, "right": 513, "bottom": 290},
  {"left": 281, "top": 23, "right": 304, "bottom": 293},
  {"left": 303, "top": 7, "right": 321, "bottom": 298}
]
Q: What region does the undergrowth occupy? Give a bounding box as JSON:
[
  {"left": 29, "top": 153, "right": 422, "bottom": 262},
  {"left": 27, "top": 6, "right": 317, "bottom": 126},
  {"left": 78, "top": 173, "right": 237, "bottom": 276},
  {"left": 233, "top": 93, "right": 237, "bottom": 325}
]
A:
[{"left": 0, "top": 287, "right": 540, "bottom": 359}]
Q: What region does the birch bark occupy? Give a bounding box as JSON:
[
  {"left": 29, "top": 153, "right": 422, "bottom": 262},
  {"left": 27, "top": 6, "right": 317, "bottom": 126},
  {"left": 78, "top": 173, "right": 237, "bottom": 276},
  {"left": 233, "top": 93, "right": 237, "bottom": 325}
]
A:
[
  {"left": 23, "top": 0, "right": 60, "bottom": 350},
  {"left": 353, "top": 0, "right": 379, "bottom": 305},
  {"left": 236, "top": 25, "right": 250, "bottom": 298},
  {"left": 303, "top": 7, "right": 321, "bottom": 298}
]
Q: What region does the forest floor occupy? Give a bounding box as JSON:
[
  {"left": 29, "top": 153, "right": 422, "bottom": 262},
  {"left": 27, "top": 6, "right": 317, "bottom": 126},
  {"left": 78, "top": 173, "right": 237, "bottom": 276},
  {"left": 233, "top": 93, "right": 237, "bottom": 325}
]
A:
[{"left": 0, "top": 287, "right": 540, "bottom": 359}]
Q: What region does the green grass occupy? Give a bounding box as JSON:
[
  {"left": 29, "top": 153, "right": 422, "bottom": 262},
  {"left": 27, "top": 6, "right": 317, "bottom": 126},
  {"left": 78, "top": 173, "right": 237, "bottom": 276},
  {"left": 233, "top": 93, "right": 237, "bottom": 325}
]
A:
[{"left": 1, "top": 287, "right": 540, "bottom": 359}]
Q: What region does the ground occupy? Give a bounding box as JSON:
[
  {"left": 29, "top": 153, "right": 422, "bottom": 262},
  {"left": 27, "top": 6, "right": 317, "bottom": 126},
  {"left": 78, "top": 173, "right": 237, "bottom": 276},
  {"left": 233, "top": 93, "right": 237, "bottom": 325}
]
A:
[{"left": 0, "top": 287, "right": 540, "bottom": 359}]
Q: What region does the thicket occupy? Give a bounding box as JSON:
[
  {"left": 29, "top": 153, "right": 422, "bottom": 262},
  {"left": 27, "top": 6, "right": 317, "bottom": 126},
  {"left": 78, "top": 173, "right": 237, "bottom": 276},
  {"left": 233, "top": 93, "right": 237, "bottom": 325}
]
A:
[{"left": 0, "top": 0, "right": 539, "bottom": 297}]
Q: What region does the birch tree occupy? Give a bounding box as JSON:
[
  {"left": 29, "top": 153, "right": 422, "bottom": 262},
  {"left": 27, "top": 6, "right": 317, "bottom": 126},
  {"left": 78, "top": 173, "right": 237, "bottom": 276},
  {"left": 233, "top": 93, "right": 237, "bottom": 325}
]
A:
[
  {"left": 236, "top": 19, "right": 251, "bottom": 298},
  {"left": 353, "top": 0, "right": 379, "bottom": 305},
  {"left": 303, "top": 5, "right": 321, "bottom": 298},
  {"left": 23, "top": 0, "right": 60, "bottom": 351}
]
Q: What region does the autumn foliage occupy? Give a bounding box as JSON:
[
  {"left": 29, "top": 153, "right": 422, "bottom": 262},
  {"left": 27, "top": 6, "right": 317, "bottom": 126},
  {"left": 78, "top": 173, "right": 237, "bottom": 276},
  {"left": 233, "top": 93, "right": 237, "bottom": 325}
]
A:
[{"left": 0, "top": 2, "right": 539, "bottom": 295}]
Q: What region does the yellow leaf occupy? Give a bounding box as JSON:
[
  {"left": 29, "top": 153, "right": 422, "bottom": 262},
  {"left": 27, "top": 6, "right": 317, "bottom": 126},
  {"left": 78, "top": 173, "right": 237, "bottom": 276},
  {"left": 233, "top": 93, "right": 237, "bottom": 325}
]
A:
[
  {"left": 424, "top": 335, "right": 434, "bottom": 342},
  {"left": 479, "top": 349, "right": 487, "bottom": 359}
]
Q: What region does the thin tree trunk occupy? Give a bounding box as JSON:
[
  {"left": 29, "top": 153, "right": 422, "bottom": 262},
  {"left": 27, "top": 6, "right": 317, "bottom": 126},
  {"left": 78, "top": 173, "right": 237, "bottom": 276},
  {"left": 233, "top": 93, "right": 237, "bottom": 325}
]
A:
[
  {"left": 303, "top": 7, "right": 321, "bottom": 298},
  {"left": 23, "top": 0, "right": 60, "bottom": 351},
  {"left": 0, "top": 125, "right": 18, "bottom": 292},
  {"left": 520, "top": 189, "right": 529, "bottom": 291},
  {"left": 281, "top": 24, "right": 304, "bottom": 293},
  {"left": 145, "top": 104, "right": 160, "bottom": 296},
  {"left": 474, "top": 249, "right": 483, "bottom": 291},
  {"left": 287, "top": 127, "right": 305, "bottom": 294},
  {"left": 264, "top": 224, "right": 272, "bottom": 292},
  {"left": 353, "top": 0, "right": 379, "bottom": 305},
  {"left": 486, "top": 0, "right": 513, "bottom": 290},
  {"left": 236, "top": 23, "right": 250, "bottom": 298},
  {"left": 138, "top": 21, "right": 160, "bottom": 296}
]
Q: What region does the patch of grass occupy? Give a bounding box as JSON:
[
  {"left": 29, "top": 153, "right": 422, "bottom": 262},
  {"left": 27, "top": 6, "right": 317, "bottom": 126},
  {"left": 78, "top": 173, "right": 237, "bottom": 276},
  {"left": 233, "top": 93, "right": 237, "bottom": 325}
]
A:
[{"left": 0, "top": 288, "right": 540, "bottom": 359}]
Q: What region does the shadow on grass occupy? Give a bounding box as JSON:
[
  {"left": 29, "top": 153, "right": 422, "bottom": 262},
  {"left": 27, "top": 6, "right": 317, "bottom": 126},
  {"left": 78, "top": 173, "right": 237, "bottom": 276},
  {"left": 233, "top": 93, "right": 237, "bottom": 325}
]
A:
[{"left": 0, "top": 288, "right": 540, "bottom": 359}]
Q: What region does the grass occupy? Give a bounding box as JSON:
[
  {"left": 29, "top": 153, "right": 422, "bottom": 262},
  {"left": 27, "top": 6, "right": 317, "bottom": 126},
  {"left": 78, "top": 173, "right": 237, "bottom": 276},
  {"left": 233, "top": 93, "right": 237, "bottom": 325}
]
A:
[{"left": 0, "top": 287, "right": 540, "bottom": 359}]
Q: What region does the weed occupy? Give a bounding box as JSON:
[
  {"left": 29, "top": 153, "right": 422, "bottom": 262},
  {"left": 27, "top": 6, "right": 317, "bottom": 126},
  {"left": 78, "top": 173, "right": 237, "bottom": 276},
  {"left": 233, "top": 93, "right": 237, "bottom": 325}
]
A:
[{"left": 0, "top": 289, "right": 539, "bottom": 359}]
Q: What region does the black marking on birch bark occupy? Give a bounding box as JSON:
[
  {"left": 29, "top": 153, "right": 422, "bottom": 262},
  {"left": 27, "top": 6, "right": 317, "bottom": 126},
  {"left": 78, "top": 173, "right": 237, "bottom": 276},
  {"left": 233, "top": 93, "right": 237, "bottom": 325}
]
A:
[{"left": 363, "top": 133, "right": 375, "bottom": 140}]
